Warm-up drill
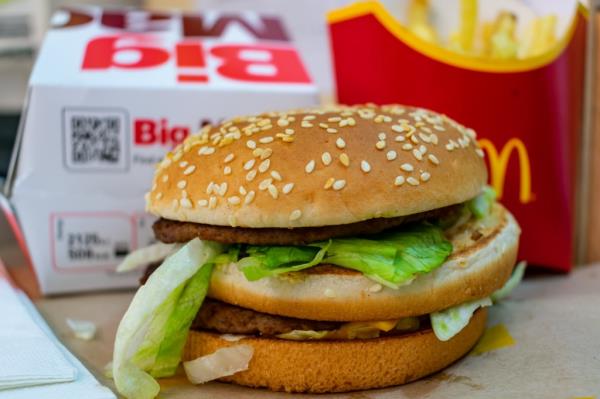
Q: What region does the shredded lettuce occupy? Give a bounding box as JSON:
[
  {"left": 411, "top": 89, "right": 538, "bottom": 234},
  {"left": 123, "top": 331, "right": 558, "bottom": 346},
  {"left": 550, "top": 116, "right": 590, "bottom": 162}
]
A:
[
  {"left": 491, "top": 261, "right": 527, "bottom": 302},
  {"left": 431, "top": 262, "right": 526, "bottom": 341},
  {"left": 236, "top": 224, "right": 452, "bottom": 289},
  {"left": 238, "top": 242, "right": 330, "bottom": 281},
  {"left": 323, "top": 225, "right": 453, "bottom": 288},
  {"left": 467, "top": 186, "right": 497, "bottom": 219},
  {"left": 116, "top": 242, "right": 182, "bottom": 273},
  {"left": 112, "top": 238, "right": 224, "bottom": 399},
  {"left": 431, "top": 297, "right": 492, "bottom": 341}
]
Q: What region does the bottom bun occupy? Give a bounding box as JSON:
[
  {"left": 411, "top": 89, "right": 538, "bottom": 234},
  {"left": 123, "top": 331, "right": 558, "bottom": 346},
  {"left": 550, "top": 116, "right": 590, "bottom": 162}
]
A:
[{"left": 183, "top": 308, "right": 487, "bottom": 393}]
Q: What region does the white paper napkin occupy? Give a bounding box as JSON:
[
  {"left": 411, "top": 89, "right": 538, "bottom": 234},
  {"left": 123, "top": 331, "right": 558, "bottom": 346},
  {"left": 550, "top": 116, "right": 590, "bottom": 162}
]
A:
[{"left": 0, "top": 279, "right": 115, "bottom": 399}]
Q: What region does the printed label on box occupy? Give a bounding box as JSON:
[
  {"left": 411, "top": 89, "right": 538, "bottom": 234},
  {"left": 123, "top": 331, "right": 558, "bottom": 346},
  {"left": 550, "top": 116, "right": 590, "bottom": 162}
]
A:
[{"left": 51, "top": 212, "right": 134, "bottom": 271}]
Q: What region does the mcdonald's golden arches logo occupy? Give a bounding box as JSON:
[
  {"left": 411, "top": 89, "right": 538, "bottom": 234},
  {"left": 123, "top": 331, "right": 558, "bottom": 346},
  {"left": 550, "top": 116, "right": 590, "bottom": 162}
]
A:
[{"left": 477, "top": 138, "right": 533, "bottom": 204}]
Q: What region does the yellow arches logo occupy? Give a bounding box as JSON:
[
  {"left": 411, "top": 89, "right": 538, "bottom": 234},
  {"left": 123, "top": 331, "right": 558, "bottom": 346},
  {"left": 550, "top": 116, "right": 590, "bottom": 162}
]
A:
[{"left": 478, "top": 138, "right": 533, "bottom": 204}]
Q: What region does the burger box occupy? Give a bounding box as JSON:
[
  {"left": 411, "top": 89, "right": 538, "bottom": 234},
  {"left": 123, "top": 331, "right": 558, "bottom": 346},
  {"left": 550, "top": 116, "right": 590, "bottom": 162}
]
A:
[
  {"left": 2, "top": 6, "right": 318, "bottom": 294},
  {"left": 327, "top": 0, "right": 590, "bottom": 272}
]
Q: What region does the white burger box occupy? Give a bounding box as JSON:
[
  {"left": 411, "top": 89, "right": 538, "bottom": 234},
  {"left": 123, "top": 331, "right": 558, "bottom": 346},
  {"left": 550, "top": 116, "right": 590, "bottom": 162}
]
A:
[{"left": 3, "top": 6, "right": 318, "bottom": 294}]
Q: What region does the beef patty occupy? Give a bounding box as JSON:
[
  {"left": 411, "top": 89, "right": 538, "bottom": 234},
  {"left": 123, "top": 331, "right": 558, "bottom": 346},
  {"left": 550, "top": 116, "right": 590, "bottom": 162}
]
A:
[
  {"left": 153, "top": 204, "right": 462, "bottom": 245},
  {"left": 192, "top": 298, "right": 340, "bottom": 336}
]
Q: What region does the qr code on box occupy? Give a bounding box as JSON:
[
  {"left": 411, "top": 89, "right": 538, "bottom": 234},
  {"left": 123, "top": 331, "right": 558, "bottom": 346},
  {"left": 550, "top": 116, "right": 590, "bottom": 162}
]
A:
[{"left": 62, "top": 108, "right": 129, "bottom": 171}]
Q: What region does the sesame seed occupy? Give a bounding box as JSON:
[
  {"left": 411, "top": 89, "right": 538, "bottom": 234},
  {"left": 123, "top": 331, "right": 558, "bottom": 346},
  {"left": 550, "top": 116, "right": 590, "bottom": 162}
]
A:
[
  {"left": 328, "top": 116, "right": 342, "bottom": 122},
  {"left": 155, "top": 192, "right": 163, "bottom": 200},
  {"left": 206, "top": 182, "right": 215, "bottom": 194},
  {"left": 339, "top": 153, "right": 350, "bottom": 167},
  {"left": 412, "top": 149, "right": 423, "bottom": 161},
  {"left": 419, "top": 132, "right": 431, "bottom": 143},
  {"left": 361, "top": 160, "right": 371, "bottom": 173},
  {"left": 177, "top": 180, "right": 187, "bottom": 189},
  {"left": 407, "top": 177, "right": 420, "bottom": 186},
  {"left": 218, "top": 182, "right": 228, "bottom": 196},
  {"left": 319, "top": 123, "right": 328, "bottom": 129},
  {"left": 324, "top": 288, "right": 336, "bottom": 298},
  {"left": 402, "top": 143, "right": 413, "bottom": 151},
  {"left": 179, "top": 161, "right": 188, "bottom": 168},
  {"left": 430, "top": 134, "right": 439, "bottom": 145},
  {"left": 378, "top": 132, "right": 387, "bottom": 141},
  {"left": 305, "top": 160, "right": 316, "bottom": 174},
  {"left": 282, "top": 183, "right": 294, "bottom": 194},
  {"left": 401, "top": 163, "right": 414, "bottom": 172},
  {"left": 180, "top": 198, "right": 192, "bottom": 208},
  {"left": 428, "top": 154, "right": 440, "bottom": 165},
  {"left": 395, "top": 135, "right": 405, "bottom": 142},
  {"left": 303, "top": 115, "right": 316, "bottom": 120},
  {"left": 258, "top": 159, "right": 270, "bottom": 173},
  {"left": 239, "top": 186, "right": 247, "bottom": 195},
  {"left": 246, "top": 169, "right": 257, "bottom": 182},
  {"left": 277, "top": 119, "right": 289, "bottom": 127},
  {"left": 224, "top": 166, "right": 232, "bottom": 175},
  {"left": 410, "top": 135, "right": 419, "bottom": 144},
  {"left": 445, "top": 143, "right": 454, "bottom": 151},
  {"left": 327, "top": 128, "right": 338, "bottom": 134},
  {"left": 421, "top": 172, "right": 431, "bottom": 182},
  {"left": 369, "top": 284, "right": 383, "bottom": 293},
  {"left": 285, "top": 128, "right": 295, "bottom": 135},
  {"left": 336, "top": 137, "right": 346, "bottom": 149},
  {"left": 333, "top": 179, "right": 346, "bottom": 191},
  {"left": 267, "top": 184, "right": 278, "bottom": 199},
  {"left": 375, "top": 140, "right": 386, "bottom": 150},
  {"left": 244, "top": 191, "right": 255, "bottom": 205},
  {"left": 394, "top": 176, "right": 405, "bottom": 186},
  {"left": 324, "top": 177, "right": 335, "bottom": 189},
  {"left": 243, "top": 159, "right": 255, "bottom": 170},
  {"left": 183, "top": 165, "right": 196, "bottom": 175},
  {"left": 258, "top": 178, "right": 272, "bottom": 191},
  {"left": 269, "top": 170, "right": 281, "bottom": 181},
  {"left": 476, "top": 148, "right": 485, "bottom": 157},
  {"left": 289, "top": 209, "right": 302, "bottom": 221},
  {"left": 162, "top": 175, "right": 169, "bottom": 183},
  {"left": 197, "top": 199, "right": 208, "bottom": 207},
  {"left": 198, "top": 146, "right": 215, "bottom": 155},
  {"left": 173, "top": 152, "right": 183, "bottom": 161},
  {"left": 301, "top": 121, "right": 313, "bottom": 128},
  {"left": 419, "top": 145, "right": 427, "bottom": 154},
  {"left": 386, "top": 150, "right": 397, "bottom": 161},
  {"left": 391, "top": 124, "right": 405, "bottom": 133},
  {"left": 322, "top": 152, "right": 332, "bottom": 166},
  {"left": 282, "top": 135, "right": 294, "bottom": 143},
  {"left": 228, "top": 196, "right": 241, "bottom": 205},
  {"left": 209, "top": 196, "right": 217, "bottom": 209},
  {"left": 260, "top": 148, "right": 273, "bottom": 160},
  {"left": 434, "top": 125, "right": 446, "bottom": 131},
  {"left": 259, "top": 136, "right": 274, "bottom": 144},
  {"left": 246, "top": 140, "right": 256, "bottom": 149},
  {"left": 224, "top": 153, "right": 235, "bottom": 163}
]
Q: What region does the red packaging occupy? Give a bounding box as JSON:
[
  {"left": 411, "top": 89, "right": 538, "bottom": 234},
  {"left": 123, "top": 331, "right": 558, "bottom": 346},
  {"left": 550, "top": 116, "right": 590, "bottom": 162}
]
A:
[{"left": 328, "top": 1, "right": 587, "bottom": 271}]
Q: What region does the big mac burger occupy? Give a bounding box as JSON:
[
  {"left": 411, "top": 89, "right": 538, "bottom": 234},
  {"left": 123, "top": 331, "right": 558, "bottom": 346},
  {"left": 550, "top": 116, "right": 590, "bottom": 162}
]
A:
[{"left": 112, "top": 104, "right": 522, "bottom": 399}]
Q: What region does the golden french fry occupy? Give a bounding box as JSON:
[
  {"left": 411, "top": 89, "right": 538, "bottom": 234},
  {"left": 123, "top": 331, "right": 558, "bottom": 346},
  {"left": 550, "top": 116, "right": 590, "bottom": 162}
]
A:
[
  {"left": 407, "top": 0, "right": 438, "bottom": 44},
  {"left": 522, "top": 14, "right": 558, "bottom": 57},
  {"left": 448, "top": 0, "right": 478, "bottom": 54},
  {"left": 487, "top": 11, "right": 519, "bottom": 59}
]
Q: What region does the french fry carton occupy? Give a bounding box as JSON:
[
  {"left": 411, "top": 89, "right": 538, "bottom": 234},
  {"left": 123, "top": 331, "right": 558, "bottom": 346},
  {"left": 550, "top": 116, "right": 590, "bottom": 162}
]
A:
[
  {"left": 4, "top": 6, "right": 318, "bottom": 294},
  {"left": 328, "top": 0, "right": 588, "bottom": 271}
]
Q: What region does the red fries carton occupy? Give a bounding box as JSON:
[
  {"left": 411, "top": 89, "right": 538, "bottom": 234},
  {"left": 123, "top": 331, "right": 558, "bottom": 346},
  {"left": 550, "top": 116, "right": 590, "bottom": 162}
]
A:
[
  {"left": 328, "top": 0, "right": 587, "bottom": 271},
  {"left": 5, "top": 6, "right": 318, "bottom": 294}
]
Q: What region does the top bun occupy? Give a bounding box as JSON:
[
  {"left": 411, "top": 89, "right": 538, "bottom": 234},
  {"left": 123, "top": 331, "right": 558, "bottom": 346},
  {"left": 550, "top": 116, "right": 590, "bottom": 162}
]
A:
[{"left": 146, "top": 104, "right": 487, "bottom": 228}]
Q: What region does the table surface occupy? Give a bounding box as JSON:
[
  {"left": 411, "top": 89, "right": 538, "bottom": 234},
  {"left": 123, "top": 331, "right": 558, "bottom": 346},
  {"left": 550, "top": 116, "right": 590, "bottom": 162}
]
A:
[{"left": 35, "top": 264, "right": 600, "bottom": 399}]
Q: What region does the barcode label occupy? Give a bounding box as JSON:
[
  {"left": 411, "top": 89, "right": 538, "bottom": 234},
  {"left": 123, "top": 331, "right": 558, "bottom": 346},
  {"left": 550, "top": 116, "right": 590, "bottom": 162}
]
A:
[{"left": 62, "top": 108, "right": 129, "bottom": 171}]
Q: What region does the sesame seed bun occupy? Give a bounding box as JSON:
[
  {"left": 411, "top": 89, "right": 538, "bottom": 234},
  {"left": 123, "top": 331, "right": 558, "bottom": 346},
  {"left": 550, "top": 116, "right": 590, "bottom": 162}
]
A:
[
  {"left": 207, "top": 204, "right": 519, "bottom": 321},
  {"left": 183, "top": 308, "right": 487, "bottom": 393},
  {"left": 146, "top": 104, "right": 487, "bottom": 228}
]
